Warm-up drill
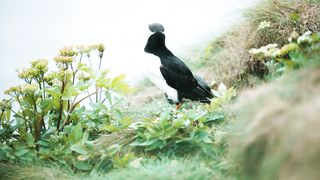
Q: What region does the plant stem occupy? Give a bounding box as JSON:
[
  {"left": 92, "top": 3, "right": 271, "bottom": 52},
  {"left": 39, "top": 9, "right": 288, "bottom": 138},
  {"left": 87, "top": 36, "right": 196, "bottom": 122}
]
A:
[
  {"left": 98, "top": 54, "right": 103, "bottom": 102},
  {"left": 60, "top": 91, "right": 96, "bottom": 131},
  {"left": 57, "top": 75, "right": 67, "bottom": 131},
  {"left": 9, "top": 108, "right": 32, "bottom": 124},
  {"left": 41, "top": 74, "right": 46, "bottom": 99},
  {"left": 0, "top": 110, "right": 4, "bottom": 128}
]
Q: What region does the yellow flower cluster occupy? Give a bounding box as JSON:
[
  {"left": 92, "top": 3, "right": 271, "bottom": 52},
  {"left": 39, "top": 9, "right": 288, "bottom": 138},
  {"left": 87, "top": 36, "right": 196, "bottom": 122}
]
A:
[
  {"left": 75, "top": 44, "right": 105, "bottom": 54},
  {"left": 75, "top": 45, "right": 89, "bottom": 54},
  {"left": 59, "top": 47, "right": 77, "bottom": 57},
  {"left": 17, "top": 68, "right": 38, "bottom": 79},
  {"left": 77, "top": 72, "right": 91, "bottom": 81},
  {"left": 277, "top": 43, "right": 299, "bottom": 57},
  {"left": 96, "top": 44, "right": 105, "bottom": 53},
  {"left": 44, "top": 72, "right": 59, "bottom": 83},
  {"left": 249, "top": 44, "right": 278, "bottom": 59},
  {"left": 4, "top": 84, "right": 38, "bottom": 95},
  {"left": 31, "top": 59, "right": 48, "bottom": 73},
  {"left": 54, "top": 56, "right": 73, "bottom": 64},
  {"left": 21, "top": 84, "right": 38, "bottom": 94},
  {"left": 4, "top": 85, "right": 22, "bottom": 95}
]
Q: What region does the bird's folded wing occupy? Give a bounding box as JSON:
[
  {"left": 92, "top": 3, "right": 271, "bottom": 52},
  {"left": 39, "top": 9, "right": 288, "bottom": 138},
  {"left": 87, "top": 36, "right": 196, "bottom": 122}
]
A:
[{"left": 160, "top": 65, "right": 197, "bottom": 90}]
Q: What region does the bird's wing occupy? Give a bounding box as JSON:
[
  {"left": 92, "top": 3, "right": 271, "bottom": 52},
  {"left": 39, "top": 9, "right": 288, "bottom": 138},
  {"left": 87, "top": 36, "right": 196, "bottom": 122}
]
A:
[{"left": 160, "top": 63, "right": 197, "bottom": 90}]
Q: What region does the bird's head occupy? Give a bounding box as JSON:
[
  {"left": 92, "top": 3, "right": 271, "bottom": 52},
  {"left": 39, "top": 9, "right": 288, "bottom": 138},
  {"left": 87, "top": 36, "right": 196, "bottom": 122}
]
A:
[
  {"left": 144, "top": 32, "right": 166, "bottom": 55},
  {"left": 145, "top": 23, "right": 166, "bottom": 55}
]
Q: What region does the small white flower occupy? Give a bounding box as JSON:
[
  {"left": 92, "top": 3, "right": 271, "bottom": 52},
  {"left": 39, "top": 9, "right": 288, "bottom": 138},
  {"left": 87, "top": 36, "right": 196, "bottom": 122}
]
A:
[
  {"left": 129, "top": 157, "right": 143, "bottom": 168},
  {"left": 258, "top": 21, "right": 271, "bottom": 30},
  {"left": 297, "top": 31, "right": 313, "bottom": 44},
  {"left": 183, "top": 119, "right": 191, "bottom": 127}
]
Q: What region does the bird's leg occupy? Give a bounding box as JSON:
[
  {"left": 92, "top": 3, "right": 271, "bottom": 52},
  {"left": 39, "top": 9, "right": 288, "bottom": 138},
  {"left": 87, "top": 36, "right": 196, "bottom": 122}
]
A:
[{"left": 175, "top": 102, "right": 184, "bottom": 110}]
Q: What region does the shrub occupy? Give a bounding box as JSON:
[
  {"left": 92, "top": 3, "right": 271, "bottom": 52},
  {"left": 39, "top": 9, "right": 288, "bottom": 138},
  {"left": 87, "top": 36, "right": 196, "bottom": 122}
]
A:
[{"left": 0, "top": 44, "right": 131, "bottom": 172}]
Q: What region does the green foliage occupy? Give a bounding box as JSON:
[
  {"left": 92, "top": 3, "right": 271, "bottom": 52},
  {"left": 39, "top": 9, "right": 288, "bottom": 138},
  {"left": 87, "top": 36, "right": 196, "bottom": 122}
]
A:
[
  {"left": 130, "top": 83, "right": 235, "bottom": 158},
  {"left": 0, "top": 44, "right": 131, "bottom": 172},
  {"left": 0, "top": 42, "right": 236, "bottom": 175},
  {"left": 249, "top": 31, "right": 320, "bottom": 78}
]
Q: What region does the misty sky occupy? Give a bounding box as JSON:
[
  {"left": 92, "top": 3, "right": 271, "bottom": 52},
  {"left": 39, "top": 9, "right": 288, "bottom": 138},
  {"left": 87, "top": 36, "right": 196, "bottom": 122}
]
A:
[{"left": 0, "top": 0, "right": 257, "bottom": 98}]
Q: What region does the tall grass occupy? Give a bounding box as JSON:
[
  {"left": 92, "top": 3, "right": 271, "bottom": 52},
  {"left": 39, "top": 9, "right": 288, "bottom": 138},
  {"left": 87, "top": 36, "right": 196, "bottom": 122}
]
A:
[{"left": 201, "top": 0, "right": 320, "bottom": 87}]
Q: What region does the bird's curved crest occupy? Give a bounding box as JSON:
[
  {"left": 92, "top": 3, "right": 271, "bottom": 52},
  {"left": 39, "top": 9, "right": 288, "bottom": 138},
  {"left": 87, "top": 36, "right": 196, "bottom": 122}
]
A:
[{"left": 148, "top": 23, "right": 165, "bottom": 33}]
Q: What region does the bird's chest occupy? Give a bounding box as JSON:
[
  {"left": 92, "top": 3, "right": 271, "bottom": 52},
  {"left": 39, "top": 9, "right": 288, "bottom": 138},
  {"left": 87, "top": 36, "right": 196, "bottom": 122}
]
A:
[{"left": 144, "top": 55, "right": 179, "bottom": 103}]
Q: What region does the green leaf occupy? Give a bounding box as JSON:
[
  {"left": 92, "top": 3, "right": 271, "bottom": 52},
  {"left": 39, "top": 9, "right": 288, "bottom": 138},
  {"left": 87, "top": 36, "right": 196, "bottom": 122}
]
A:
[
  {"left": 96, "top": 77, "right": 110, "bottom": 89},
  {"left": 37, "top": 140, "right": 51, "bottom": 147},
  {"left": 62, "top": 84, "right": 79, "bottom": 100},
  {"left": 192, "top": 129, "right": 213, "bottom": 144},
  {"left": 77, "top": 154, "right": 90, "bottom": 161},
  {"left": 74, "top": 161, "right": 92, "bottom": 171},
  {"left": 5, "top": 109, "right": 11, "bottom": 122},
  {"left": 70, "top": 144, "right": 88, "bottom": 155},
  {"left": 130, "top": 139, "right": 158, "bottom": 147},
  {"left": 69, "top": 123, "right": 83, "bottom": 144},
  {"left": 162, "top": 127, "right": 178, "bottom": 140},
  {"left": 76, "top": 81, "right": 92, "bottom": 91},
  {"left": 40, "top": 99, "right": 52, "bottom": 113},
  {"left": 111, "top": 74, "right": 126, "bottom": 88},
  {"left": 0, "top": 149, "right": 8, "bottom": 161},
  {"left": 104, "top": 91, "right": 112, "bottom": 104},
  {"left": 289, "top": 12, "right": 300, "bottom": 22},
  {"left": 101, "top": 125, "right": 120, "bottom": 132},
  {"left": 46, "top": 88, "right": 62, "bottom": 99},
  {"left": 15, "top": 148, "right": 30, "bottom": 157},
  {"left": 25, "top": 133, "right": 34, "bottom": 147},
  {"left": 205, "top": 113, "right": 225, "bottom": 123},
  {"left": 145, "top": 139, "right": 166, "bottom": 151}
]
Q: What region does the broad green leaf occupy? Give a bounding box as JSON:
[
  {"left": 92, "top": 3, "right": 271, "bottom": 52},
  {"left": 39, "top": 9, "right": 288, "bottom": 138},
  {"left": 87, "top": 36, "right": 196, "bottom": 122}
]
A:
[
  {"left": 74, "top": 161, "right": 92, "bottom": 171},
  {"left": 70, "top": 144, "right": 88, "bottom": 155},
  {"left": 15, "top": 148, "right": 30, "bottom": 157},
  {"left": 46, "top": 88, "right": 62, "bottom": 98},
  {"left": 205, "top": 113, "right": 225, "bottom": 123},
  {"left": 25, "top": 133, "right": 34, "bottom": 147},
  {"left": 0, "top": 149, "right": 8, "bottom": 161},
  {"left": 130, "top": 139, "right": 158, "bottom": 147},
  {"left": 5, "top": 109, "right": 11, "bottom": 122},
  {"left": 145, "top": 139, "right": 166, "bottom": 151},
  {"left": 101, "top": 125, "right": 120, "bottom": 132},
  {"left": 62, "top": 84, "right": 79, "bottom": 100},
  {"left": 161, "top": 127, "right": 178, "bottom": 140},
  {"left": 37, "top": 140, "right": 51, "bottom": 147},
  {"left": 192, "top": 129, "right": 213, "bottom": 144},
  {"left": 69, "top": 123, "right": 83, "bottom": 144},
  {"left": 111, "top": 74, "right": 126, "bottom": 88},
  {"left": 104, "top": 91, "right": 112, "bottom": 104}
]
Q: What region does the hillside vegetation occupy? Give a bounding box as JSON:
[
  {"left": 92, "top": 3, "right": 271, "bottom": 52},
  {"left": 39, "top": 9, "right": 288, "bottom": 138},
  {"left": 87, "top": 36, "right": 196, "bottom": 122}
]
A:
[{"left": 0, "top": 0, "right": 320, "bottom": 179}]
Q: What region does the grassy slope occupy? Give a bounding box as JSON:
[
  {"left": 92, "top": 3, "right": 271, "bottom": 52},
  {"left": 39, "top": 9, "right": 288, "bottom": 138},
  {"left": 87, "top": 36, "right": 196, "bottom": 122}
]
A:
[
  {"left": 1, "top": 0, "right": 320, "bottom": 179},
  {"left": 228, "top": 64, "right": 320, "bottom": 180}
]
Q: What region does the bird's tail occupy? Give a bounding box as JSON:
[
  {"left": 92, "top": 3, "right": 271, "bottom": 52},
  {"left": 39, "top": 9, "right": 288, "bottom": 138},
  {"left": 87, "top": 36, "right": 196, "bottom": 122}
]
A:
[
  {"left": 181, "top": 75, "right": 214, "bottom": 104},
  {"left": 194, "top": 75, "right": 214, "bottom": 99}
]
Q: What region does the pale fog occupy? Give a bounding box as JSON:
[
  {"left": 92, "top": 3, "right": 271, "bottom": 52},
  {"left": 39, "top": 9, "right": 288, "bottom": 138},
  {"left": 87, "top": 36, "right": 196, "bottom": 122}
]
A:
[{"left": 0, "top": 0, "right": 258, "bottom": 98}]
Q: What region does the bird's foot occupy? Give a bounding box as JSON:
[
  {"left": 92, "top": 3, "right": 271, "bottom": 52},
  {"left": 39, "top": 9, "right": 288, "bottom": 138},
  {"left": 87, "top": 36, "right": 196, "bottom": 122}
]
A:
[{"left": 175, "top": 103, "right": 183, "bottom": 110}]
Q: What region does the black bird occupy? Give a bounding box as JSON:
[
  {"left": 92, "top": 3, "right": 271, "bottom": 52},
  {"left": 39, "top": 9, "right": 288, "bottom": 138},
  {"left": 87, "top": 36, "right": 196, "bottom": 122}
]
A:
[{"left": 144, "top": 23, "right": 213, "bottom": 109}]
